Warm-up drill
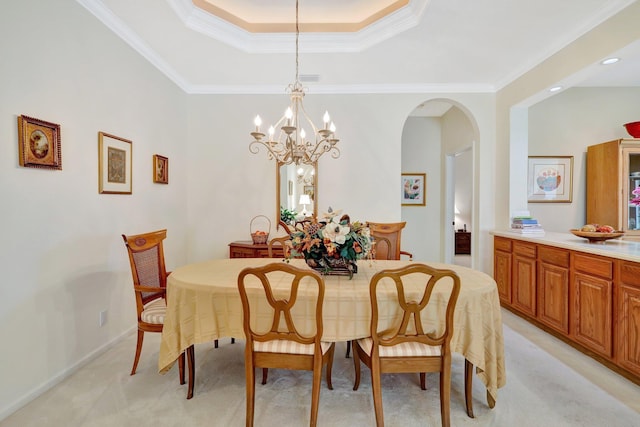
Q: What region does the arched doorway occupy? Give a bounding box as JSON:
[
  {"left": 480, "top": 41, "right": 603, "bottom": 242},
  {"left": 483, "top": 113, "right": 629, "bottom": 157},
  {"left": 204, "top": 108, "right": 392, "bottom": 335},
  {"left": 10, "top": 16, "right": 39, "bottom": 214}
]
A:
[{"left": 400, "top": 99, "right": 477, "bottom": 266}]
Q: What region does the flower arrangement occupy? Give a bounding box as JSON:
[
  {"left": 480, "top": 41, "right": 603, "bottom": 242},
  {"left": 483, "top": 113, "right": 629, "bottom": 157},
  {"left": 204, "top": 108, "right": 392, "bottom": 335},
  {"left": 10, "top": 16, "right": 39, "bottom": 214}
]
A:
[
  {"left": 631, "top": 186, "right": 640, "bottom": 206},
  {"left": 289, "top": 208, "right": 371, "bottom": 277}
]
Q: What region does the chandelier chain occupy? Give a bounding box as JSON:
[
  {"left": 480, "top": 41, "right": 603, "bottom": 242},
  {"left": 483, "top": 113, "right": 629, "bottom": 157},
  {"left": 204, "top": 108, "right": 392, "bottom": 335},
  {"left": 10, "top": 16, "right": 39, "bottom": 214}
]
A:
[{"left": 295, "top": 0, "right": 299, "bottom": 83}]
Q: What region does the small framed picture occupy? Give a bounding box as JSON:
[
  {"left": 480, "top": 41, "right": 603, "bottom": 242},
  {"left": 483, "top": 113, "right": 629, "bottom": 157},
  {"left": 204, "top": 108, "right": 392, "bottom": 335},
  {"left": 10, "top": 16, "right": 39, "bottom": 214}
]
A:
[
  {"left": 98, "top": 132, "right": 132, "bottom": 194},
  {"left": 153, "top": 155, "right": 168, "bottom": 184},
  {"left": 17, "top": 115, "right": 62, "bottom": 170},
  {"left": 304, "top": 185, "right": 314, "bottom": 201},
  {"left": 401, "top": 173, "right": 426, "bottom": 206},
  {"left": 527, "top": 156, "right": 573, "bottom": 203}
]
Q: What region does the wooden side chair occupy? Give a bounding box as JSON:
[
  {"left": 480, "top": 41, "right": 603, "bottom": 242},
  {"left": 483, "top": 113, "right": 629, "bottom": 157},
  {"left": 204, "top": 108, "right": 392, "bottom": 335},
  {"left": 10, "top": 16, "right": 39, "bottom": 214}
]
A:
[
  {"left": 267, "top": 235, "right": 292, "bottom": 258},
  {"left": 367, "top": 221, "right": 413, "bottom": 260},
  {"left": 122, "top": 229, "right": 184, "bottom": 381},
  {"left": 351, "top": 263, "right": 461, "bottom": 427},
  {"left": 237, "top": 263, "right": 335, "bottom": 427}
]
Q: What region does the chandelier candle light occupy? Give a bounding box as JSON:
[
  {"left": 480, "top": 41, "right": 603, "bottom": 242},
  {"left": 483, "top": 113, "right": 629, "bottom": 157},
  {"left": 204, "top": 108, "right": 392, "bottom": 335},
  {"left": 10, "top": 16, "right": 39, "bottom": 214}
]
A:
[{"left": 249, "top": 0, "right": 340, "bottom": 165}]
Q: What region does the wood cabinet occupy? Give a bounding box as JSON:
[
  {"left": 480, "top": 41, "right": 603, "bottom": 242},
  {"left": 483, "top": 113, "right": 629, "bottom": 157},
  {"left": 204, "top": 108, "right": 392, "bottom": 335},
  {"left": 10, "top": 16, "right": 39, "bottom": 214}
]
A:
[
  {"left": 586, "top": 139, "right": 640, "bottom": 238},
  {"left": 571, "top": 253, "right": 614, "bottom": 358},
  {"left": 538, "top": 245, "right": 570, "bottom": 334},
  {"left": 512, "top": 241, "right": 537, "bottom": 317},
  {"left": 493, "top": 237, "right": 512, "bottom": 304},
  {"left": 455, "top": 231, "right": 471, "bottom": 254},
  {"left": 229, "top": 240, "right": 283, "bottom": 258},
  {"left": 617, "top": 261, "right": 640, "bottom": 376},
  {"left": 493, "top": 234, "right": 640, "bottom": 384}
]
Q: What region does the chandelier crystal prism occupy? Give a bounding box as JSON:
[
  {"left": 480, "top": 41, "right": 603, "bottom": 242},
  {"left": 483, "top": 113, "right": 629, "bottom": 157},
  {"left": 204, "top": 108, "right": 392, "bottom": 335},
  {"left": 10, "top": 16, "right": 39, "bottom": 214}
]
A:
[{"left": 249, "top": 0, "right": 340, "bottom": 165}]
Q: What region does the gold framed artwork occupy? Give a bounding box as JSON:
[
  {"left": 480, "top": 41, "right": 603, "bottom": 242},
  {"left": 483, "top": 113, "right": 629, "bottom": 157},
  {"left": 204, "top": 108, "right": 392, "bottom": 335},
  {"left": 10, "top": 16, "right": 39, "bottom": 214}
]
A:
[
  {"left": 401, "top": 173, "right": 426, "bottom": 206},
  {"left": 17, "top": 115, "right": 62, "bottom": 170},
  {"left": 527, "top": 156, "right": 573, "bottom": 203},
  {"left": 98, "top": 132, "right": 132, "bottom": 194},
  {"left": 153, "top": 155, "right": 168, "bottom": 184}
]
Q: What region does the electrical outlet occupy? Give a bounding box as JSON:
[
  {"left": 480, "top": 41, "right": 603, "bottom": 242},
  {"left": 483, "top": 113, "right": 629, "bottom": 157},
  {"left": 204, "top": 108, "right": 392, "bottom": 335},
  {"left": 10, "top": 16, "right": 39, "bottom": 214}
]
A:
[{"left": 99, "top": 310, "right": 108, "bottom": 327}]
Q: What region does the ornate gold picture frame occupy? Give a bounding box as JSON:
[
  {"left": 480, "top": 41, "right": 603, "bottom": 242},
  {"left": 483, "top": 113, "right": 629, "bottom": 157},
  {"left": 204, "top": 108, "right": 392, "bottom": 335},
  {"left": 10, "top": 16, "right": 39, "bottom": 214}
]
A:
[
  {"left": 17, "top": 115, "right": 62, "bottom": 170},
  {"left": 153, "top": 154, "right": 168, "bottom": 184},
  {"left": 98, "top": 132, "right": 132, "bottom": 194}
]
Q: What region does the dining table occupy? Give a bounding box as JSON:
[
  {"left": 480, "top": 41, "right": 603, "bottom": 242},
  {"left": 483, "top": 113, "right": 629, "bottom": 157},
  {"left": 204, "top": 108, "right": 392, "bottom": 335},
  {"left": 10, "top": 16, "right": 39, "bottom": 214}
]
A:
[{"left": 158, "top": 258, "right": 506, "bottom": 413}]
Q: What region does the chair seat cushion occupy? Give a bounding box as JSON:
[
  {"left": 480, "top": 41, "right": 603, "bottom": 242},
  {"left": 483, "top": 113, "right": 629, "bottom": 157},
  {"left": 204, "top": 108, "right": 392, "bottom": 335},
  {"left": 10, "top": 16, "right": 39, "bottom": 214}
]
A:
[
  {"left": 254, "top": 339, "right": 333, "bottom": 355},
  {"left": 357, "top": 337, "right": 441, "bottom": 357},
  {"left": 141, "top": 298, "right": 166, "bottom": 324}
]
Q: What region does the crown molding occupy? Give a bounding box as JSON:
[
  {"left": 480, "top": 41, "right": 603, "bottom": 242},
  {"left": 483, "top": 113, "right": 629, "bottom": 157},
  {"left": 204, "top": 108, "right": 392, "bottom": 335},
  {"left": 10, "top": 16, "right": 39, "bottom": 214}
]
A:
[
  {"left": 184, "top": 82, "right": 496, "bottom": 95},
  {"left": 167, "top": 0, "right": 430, "bottom": 53},
  {"left": 76, "top": 0, "right": 191, "bottom": 92}
]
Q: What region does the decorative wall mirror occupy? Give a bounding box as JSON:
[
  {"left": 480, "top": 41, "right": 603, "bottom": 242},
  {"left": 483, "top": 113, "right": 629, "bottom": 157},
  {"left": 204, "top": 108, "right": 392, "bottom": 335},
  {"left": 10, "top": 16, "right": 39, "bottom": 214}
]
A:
[{"left": 277, "top": 161, "right": 317, "bottom": 229}]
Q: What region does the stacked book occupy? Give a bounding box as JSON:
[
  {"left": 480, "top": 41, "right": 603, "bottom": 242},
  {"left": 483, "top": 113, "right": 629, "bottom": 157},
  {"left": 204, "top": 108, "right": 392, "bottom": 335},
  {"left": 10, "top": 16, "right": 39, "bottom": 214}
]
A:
[{"left": 510, "top": 216, "right": 545, "bottom": 235}]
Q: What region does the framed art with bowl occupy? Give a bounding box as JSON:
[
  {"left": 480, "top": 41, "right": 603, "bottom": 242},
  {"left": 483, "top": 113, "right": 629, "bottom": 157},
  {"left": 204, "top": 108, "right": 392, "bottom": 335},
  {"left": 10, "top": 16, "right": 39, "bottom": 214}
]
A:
[{"left": 527, "top": 156, "right": 573, "bottom": 203}]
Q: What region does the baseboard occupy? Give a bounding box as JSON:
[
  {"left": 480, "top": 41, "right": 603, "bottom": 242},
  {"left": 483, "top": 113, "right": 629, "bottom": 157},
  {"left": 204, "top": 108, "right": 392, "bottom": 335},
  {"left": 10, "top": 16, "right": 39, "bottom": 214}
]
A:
[{"left": 0, "top": 326, "right": 136, "bottom": 422}]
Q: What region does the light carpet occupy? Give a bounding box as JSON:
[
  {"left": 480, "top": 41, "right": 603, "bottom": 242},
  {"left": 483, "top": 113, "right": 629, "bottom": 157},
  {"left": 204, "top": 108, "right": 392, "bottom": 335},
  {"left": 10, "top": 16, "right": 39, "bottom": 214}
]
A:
[{"left": 2, "top": 310, "right": 639, "bottom": 426}]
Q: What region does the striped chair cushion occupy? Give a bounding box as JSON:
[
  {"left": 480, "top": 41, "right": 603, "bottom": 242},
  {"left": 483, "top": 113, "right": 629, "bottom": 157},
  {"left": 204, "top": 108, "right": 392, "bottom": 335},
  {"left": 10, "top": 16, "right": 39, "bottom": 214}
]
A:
[
  {"left": 357, "top": 337, "right": 441, "bottom": 357},
  {"left": 141, "top": 298, "right": 166, "bottom": 324},
  {"left": 254, "top": 339, "right": 333, "bottom": 355}
]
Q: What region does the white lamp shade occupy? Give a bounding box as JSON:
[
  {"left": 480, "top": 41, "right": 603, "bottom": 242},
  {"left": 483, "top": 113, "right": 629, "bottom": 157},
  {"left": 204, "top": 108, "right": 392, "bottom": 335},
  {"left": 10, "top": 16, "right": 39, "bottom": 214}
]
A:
[{"left": 299, "top": 194, "right": 311, "bottom": 205}]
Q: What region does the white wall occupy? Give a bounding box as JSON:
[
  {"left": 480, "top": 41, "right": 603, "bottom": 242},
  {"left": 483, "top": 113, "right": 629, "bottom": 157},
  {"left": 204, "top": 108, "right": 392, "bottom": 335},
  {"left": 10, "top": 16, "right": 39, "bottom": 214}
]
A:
[
  {"left": 401, "top": 117, "right": 443, "bottom": 262},
  {"left": 527, "top": 87, "right": 640, "bottom": 231},
  {"left": 185, "top": 93, "right": 497, "bottom": 263},
  {"left": 0, "top": 0, "right": 188, "bottom": 418}
]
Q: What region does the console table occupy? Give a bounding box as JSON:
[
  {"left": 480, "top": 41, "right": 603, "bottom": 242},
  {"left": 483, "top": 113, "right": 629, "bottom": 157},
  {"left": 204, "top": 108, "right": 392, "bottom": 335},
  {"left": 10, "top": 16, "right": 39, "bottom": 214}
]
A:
[{"left": 228, "top": 240, "right": 284, "bottom": 258}]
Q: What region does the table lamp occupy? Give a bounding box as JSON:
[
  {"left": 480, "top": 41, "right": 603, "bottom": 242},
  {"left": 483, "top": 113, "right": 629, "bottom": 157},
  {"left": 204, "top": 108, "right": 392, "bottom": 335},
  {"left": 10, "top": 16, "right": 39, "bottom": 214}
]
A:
[{"left": 299, "top": 194, "right": 311, "bottom": 216}]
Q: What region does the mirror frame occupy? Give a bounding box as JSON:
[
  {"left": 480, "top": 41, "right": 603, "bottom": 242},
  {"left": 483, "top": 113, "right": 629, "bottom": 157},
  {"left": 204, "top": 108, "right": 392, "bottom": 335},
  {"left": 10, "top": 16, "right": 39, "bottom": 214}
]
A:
[{"left": 276, "top": 161, "right": 318, "bottom": 229}]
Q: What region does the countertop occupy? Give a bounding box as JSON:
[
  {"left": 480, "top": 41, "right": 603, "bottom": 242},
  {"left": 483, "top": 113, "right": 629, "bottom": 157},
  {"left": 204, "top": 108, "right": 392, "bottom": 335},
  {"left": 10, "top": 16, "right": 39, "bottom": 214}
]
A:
[{"left": 490, "top": 230, "right": 640, "bottom": 263}]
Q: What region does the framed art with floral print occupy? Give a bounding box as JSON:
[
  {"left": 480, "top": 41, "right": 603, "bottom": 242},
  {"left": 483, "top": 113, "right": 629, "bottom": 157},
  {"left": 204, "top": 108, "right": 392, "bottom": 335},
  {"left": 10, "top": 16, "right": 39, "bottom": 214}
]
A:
[
  {"left": 17, "top": 115, "right": 62, "bottom": 170},
  {"left": 153, "top": 154, "right": 168, "bottom": 184},
  {"left": 401, "top": 173, "right": 426, "bottom": 206},
  {"left": 527, "top": 156, "right": 573, "bottom": 203},
  {"left": 98, "top": 132, "right": 132, "bottom": 194}
]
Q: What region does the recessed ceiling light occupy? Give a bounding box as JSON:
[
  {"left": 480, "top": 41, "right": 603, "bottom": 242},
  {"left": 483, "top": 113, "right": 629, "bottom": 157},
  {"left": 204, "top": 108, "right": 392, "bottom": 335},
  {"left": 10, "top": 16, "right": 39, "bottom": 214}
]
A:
[
  {"left": 601, "top": 57, "right": 620, "bottom": 65},
  {"left": 549, "top": 86, "right": 563, "bottom": 92}
]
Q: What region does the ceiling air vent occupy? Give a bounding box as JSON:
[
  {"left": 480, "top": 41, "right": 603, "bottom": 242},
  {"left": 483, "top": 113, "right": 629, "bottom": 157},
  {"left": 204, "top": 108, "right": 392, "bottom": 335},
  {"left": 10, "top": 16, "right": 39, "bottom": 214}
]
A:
[{"left": 299, "top": 74, "right": 320, "bottom": 82}]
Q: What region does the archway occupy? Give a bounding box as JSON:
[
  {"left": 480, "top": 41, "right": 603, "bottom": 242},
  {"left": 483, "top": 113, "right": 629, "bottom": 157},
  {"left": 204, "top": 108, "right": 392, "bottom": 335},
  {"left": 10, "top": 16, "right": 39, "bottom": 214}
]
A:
[{"left": 400, "top": 99, "right": 478, "bottom": 266}]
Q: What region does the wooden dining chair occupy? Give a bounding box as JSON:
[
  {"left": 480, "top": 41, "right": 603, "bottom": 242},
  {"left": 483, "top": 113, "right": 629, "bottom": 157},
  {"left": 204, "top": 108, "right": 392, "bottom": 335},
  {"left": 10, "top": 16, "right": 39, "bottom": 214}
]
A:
[
  {"left": 267, "top": 235, "right": 292, "bottom": 258},
  {"left": 122, "top": 229, "right": 184, "bottom": 381},
  {"left": 237, "top": 263, "right": 335, "bottom": 427},
  {"left": 367, "top": 221, "right": 413, "bottom": 260},
  {"left": 344, "top": 222, "right": 414, "bottom": 358},
  {"left": 351, "top": 263, "right": 461, "bottom": 427}
]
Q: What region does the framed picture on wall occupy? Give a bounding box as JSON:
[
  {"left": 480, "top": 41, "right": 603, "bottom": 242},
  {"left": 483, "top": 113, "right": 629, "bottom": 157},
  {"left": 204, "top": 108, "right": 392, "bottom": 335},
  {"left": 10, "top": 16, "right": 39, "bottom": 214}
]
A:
[
  {"left": 17, "top": 115, "right": 62, "bottom": 170},
  {"left": 98, "top": 132, "right": 132, "bottom": 194},
  {"left": 401, "top": 173, "right": 426, "bottom": 206},
  {"left": 153, "top": 154, "right": 168, "bottom": 184},
  {"left": 527, "top": 156, "right": 573, "bottom": 203}
]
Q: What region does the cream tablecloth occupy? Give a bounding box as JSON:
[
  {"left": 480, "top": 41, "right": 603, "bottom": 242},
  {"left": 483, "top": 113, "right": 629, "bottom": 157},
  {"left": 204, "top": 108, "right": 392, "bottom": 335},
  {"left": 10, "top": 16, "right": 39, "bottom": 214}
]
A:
[{"left": 159, "top": 258, "right": 505, "bottom": 401}]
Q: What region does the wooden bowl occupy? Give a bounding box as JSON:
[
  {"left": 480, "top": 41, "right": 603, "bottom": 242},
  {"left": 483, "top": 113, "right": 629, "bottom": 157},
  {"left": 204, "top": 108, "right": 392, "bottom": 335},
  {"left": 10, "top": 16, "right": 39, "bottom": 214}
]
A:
[{"left": 570, "top": 229, "right": 625, "bottom": 243}]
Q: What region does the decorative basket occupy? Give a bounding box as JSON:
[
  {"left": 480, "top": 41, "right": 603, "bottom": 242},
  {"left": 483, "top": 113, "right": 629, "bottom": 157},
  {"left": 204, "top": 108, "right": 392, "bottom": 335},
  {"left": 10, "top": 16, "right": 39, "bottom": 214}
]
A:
[{"left": 250, "top": 215, "right": 270, "bottom": 245}]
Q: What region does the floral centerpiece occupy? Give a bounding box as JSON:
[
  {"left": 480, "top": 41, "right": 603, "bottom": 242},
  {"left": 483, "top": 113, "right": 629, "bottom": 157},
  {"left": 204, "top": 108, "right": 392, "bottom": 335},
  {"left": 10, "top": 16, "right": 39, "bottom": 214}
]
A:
[{"left": 289, "top": 208, "right": 371, "bottom": 278}]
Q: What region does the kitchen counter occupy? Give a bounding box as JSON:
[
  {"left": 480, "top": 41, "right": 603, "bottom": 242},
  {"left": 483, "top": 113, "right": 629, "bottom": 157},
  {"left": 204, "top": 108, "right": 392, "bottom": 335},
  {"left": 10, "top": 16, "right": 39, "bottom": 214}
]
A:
[{"left": 490, "top": 230, "right": 640, "bottom": 263}]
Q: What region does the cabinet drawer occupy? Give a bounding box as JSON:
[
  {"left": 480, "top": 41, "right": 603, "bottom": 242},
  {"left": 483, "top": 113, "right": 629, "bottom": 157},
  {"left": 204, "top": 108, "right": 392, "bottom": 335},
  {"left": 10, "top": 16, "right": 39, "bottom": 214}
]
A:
[
  {"left": 513, "top": 241, "right": 536, "bottom": 258},
  {"left": 573, "top": 253, "right": 613, "bottom": 280},
  {"left": 494, "top": 237, "right": 511, "bottom": 252},
  {"left": 539, "top": 245, "right": 569, "bottom": 268},
  {"left": 620, "top": 261, "right": 640, "bottom": 286}
]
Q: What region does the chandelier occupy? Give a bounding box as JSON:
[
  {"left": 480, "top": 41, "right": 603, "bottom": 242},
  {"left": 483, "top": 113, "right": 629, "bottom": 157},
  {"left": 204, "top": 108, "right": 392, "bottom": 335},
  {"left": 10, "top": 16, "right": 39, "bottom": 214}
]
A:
[{"left": 249, "top": 0, "right": 340, "bottom": 165}]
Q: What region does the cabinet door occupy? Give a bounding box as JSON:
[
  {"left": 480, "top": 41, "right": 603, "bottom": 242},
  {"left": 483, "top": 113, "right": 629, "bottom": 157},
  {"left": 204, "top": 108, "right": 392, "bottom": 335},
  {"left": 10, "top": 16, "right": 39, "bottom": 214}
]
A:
[
  {"left": 617, "top": 261, "right": 640, "bottom": 376},
  {"left": 494, "top": 250, "right": 512, "bottom": 304},
  {"left": 572, "top": 272, "right": 613, "bottom": 358},
  {"left": 513, "top": 255, "right": 537, "bottom": 317},
  {"left": 538, "top": 262, "right": 569, "bottom": 334}
]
